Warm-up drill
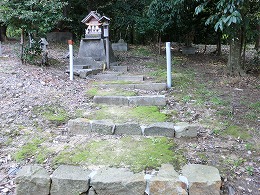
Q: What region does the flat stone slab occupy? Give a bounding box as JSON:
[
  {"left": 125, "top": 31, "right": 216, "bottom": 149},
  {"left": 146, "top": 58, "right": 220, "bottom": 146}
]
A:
[
  {"left": 174, "top": 122, "right": 199, "bottom": 138},
  {"left": 51, "top": 165, "right": 91, "bottom": 195},
  {"left": 181, "top": 164, "right": 221, "bottom": 195},
  {"left": 94, "top": 74, "right": 144, "bottom": 82},
  {"left": 114, "top": 123, "right": 142, "bottom": 135},
  {"left": 93, "top": 96, "right": 129, "bottom": 106},
  {"left": 117, "top": 75, "right": 144, "bottom": 82},
  {"left": 97, "top": 83, "right": 136, "bottom": 90},
  {"left": 143, "top": 122, "right": 175, "bottom": 137},
  {"left": 128, "top": 95, "right": 166, "bottom": 106},
  {"left": 135, "top": 83, "right": 166, "bottom": 91},
  {"left": 94, "top": 74, "right": 119, "bottom": 81},
  {"left": 91, "top": 167, "right": 145, "bottom": 195},
  {"left": 97, "top": 83, "right": 166, "bottom": 91},
  {"left": 91, "top": 120, "right": 115, "bottom": 135},
  {"left": 93, "top": 95, "right": 166, "bottom": 106},
  {"left": 68, "top": 118, "right": 91, "bottom": 135},
  {"left": 15, "top": 165, "right": 50, "bottom": 195}
]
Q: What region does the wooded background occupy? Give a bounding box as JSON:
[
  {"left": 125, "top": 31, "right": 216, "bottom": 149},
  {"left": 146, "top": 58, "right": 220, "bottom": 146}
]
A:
[{"left": 0, "top": 0, "right": 259, "bottom": 75}]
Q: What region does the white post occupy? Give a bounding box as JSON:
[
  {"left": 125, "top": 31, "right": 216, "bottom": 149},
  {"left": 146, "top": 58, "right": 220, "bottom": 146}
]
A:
[
  {"left": 0, "top": 41, "right": 2, "bottom": 56},
  {"left": 106, "top": 37, "right": 109, "bottom": 69},
  {"left": 166, "top": 42, "right": 172, "bottom": 88},
  {"left": 68, "top": 40, "right": 73, "bottom": 81}
]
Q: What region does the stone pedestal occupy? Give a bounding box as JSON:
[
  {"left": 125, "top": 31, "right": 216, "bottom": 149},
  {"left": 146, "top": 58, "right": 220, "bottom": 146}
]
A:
[{"left": 78, "top": 38, "right": 116, "bottom": 64}]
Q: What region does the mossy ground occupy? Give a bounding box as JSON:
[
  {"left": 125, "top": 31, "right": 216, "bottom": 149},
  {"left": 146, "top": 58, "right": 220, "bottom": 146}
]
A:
[
  {"left": 53, "top": 136, "right": 186, "bottom": 172},
  {"left": 87, "top": 105, "right": 168, "bottom": 124}
]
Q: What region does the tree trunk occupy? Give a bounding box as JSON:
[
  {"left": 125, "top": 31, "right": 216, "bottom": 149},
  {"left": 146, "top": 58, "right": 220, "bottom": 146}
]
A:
[
  {"left": 158, "top": 34, "right": 161, "bottom": 55},
  {"left": 228, "top": 36, "right": 243, "bottom": 76},
  {"left": 255, "top": 25, "right": 260, "bottom": 51},
  {"left": 21, "top": 29, "right": 25, "bottom": 63},
  {"left": 216, "top": 32, "right": 221, "bottom": 56},
  {"left": 0, "top": 24, "right": 7, "bottom": 42}
]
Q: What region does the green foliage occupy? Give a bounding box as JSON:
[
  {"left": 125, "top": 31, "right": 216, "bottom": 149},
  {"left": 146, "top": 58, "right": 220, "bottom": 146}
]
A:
[
  {"left": 21, "top": 44, "right": 42, "bottom": 65},
  {"left": 0, "top": 0, "right": 67, "bottom": 35},
  {"left": 53, "top": 136, "right": 186, "bottom": 172}
]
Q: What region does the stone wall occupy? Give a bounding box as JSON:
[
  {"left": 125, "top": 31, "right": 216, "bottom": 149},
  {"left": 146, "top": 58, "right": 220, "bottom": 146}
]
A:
[{"left": 15, "top": 164, "right": 221, "bottom": 195}]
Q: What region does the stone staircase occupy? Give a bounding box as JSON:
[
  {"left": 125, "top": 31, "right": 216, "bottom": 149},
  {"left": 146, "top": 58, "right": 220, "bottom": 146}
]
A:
[{"left": 15, "top": 58, "right": 222, "bottom": 195}]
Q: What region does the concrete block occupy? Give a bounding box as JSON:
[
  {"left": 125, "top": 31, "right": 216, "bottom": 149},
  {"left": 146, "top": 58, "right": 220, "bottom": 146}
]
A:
[
  {"left": 50, "top": 165, "right": 91, "bottom": 195},
  {"left": 15, "top": 165, "right": 50, "bottom": 195},
  {"left": 181, "top": 164, "right": 221, "bottom": 195},
  {"left": 91, "top": 120, "right": 115, "bottom": 135},
  {"left": 143, "top": 122, "right": 175, "bottom": 137},
  {"left": 110, "top": 66, "right": 128, "bottom": 72},
  {"left": 94, "top": 74, "right": 119, "bottom": 81},
  {"left": 97, "top": 84, "right": 136, "bottom": 90},
  {"left": 117, "top": 75, "right": 144, "bottom": 82},
  {"left": 112, "top": 43, "right": 128, "bottom": 51},
  {"left": 182, "top": 47, "right": 196, "bottom": 55},
  {"left": 91, "top": 167, "right": 145, "bottom": 195},
  {"left": 174, "top": 122, "right": 198, "bottom": 138},
  {"left": 68, "top": 118, "right": 91, "bottom": 135},
  {"left": 93, "top": 96, "right": 129, "bottom": 106},
  {"left": 114, "top": 123, "right": 142, "bottom": 135},
  {"left": 150, "top": 164, "right": 187, "bottom": 195},
  {"left": 135, "top": 83, "right": 166, "bottom": 91},
  {"left": 128, "top": 95, "right": 166, "bottom": 106}
]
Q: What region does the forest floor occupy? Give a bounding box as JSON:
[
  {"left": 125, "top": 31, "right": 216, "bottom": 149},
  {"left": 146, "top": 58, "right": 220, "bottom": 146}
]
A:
[{"left": 0, "top": 41, "right": 259, "bottom": 195}]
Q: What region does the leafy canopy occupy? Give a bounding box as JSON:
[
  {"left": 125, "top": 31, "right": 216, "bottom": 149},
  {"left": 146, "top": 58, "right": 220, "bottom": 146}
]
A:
[{"left": 0, "top": 0, "right": 68, "bottom": 35}]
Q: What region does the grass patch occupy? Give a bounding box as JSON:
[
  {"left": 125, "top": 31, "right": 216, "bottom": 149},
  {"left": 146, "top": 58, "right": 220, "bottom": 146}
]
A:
[
  {"left": 53, "top": 136, "right": 186, "bottom": 172},
  {"left": 14, "top": 138, "right": 51, "bottom": 163},
  {"left": 130, "top": 106, "right": 167, "bottom": 123},
  {"left": 148, "top": 69, "right": 167, "bottom": 82},
  {"left": 172, "top": 71, "right": 195, "bottom": 90},
  {"left": 221, "top": 125, "right": 251, "bottom": 140},
  {"left": 249, "top": 102, "right": 260, "bottom": 112},
  {"left": 33, "top": 105, "right": 69, "bottom": 124},
  {"left": 86, "top": 87, "right": 137, "bottom": 97},
  {"left": 88, "top": 106, "right": 167, "bottom": 124}
]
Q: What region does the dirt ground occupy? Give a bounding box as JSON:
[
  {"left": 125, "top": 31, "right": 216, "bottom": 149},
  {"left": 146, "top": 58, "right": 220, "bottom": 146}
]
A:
[{"left": 0, "top": 41, "right": 259, "bottom": 195}]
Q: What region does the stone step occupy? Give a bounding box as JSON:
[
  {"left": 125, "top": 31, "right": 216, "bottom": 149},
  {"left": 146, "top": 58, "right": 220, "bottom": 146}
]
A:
[
  {"left": 93, "top": 74, "right": 144, "bottom": 82},
  {"left": 68, "top": 119, "right": 198, "bottom": 138},
  {"left": 97, "top": 83, "right": 166, "bottom": 91},
  {"left": 16, "top": 164, "right": 221, "bottom": 195},
  {"left": 93, "top": 95, "right": 166, "bottom": 106}
]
